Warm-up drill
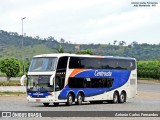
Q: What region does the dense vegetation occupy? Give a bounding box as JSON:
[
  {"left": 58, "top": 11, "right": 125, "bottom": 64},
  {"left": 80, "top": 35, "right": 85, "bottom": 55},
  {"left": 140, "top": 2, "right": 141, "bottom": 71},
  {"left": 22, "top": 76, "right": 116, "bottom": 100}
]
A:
[
  {"left": 138, "top": 60, "right": 160, "bottom": 79},
  {"left": 0, "top": 58, "right": 20, "bottom": 81},
  {"left": 0, "top": 30, "right": 160, "bottom": 80},
  {"left": 0, "top": 30, "right": 160, "bottom": 61}
]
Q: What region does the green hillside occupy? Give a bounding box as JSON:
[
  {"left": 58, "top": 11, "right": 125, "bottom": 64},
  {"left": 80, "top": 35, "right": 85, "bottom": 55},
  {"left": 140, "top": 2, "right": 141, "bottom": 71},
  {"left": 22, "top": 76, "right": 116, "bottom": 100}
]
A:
[
  {"left": 0, "top": 30, "right": 160, "bottom": 61},
  {"left": 0, "top": 45, "right": 54, "bottom": 61}
]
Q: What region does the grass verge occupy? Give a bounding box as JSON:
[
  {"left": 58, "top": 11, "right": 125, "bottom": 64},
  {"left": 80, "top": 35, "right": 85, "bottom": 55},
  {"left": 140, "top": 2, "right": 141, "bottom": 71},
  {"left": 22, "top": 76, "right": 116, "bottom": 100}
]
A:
[
  {"left": 0, "top": 80, "right": 27, "bottom": 86},
  {"left": 0, "top": 92, "right": 26, "bottom": 96},
  {"left": 138, "top": 78, "right": 160, "bottom": 81}
]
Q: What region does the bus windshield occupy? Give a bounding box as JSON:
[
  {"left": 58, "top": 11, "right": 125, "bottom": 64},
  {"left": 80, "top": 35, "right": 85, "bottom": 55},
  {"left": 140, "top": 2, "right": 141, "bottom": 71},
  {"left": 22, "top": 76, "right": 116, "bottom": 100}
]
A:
[
  {"left": 29, "top": 57, "right": 57, "bottom": 72},
  {"left": 27, "top": 75, "right": 53, "bottom": 92}
]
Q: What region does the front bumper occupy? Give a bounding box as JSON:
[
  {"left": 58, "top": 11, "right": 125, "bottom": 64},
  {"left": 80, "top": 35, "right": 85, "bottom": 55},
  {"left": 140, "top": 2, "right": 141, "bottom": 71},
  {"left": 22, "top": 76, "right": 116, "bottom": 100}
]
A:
[{"left": 27, "top": 96, "right": 55, "bottom": 103}]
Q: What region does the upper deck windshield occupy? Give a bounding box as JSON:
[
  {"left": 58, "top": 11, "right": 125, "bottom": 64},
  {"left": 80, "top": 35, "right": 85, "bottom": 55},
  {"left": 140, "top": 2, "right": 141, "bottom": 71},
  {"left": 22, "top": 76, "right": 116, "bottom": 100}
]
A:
[{"left": 29, "top": 57, "right": 57, "bottom": 72}]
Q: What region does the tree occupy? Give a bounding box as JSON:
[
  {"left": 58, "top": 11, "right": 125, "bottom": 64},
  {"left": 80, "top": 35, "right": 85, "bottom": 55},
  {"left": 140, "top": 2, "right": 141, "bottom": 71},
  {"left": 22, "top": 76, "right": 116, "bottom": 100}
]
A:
[
  {"left": 130, "top": 41, "right": 138, "bottom": 47},
  {"left": 113, "top": 40, "right": 117, "bottom": 45},
  {"left": 0, "top": 58, "right": 20, "bottom": 81},
  {"left": 56, "top": 44, "right": 64, "bottom": 53},
  {"left": 47, "top": 36, "right": 55, "bottom": 41},
  {"left": 35, "top": 36, "right": 40, "bottom": 40},
  {"left": 118, "top": 41, "right": 126, "bottom": 46},
  {"left": 60, "top": 38, "right": 65, "bottom": 43},
  {"left": 76, "top": 49, "right": 93, "bottom": 55}
]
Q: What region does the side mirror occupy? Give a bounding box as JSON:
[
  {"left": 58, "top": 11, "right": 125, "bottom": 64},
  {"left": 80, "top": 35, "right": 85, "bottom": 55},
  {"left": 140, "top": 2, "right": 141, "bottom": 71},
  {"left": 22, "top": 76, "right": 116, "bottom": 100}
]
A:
[
  {"left": 20, "top": 75, "right": 26, "bottom": 86},
  {"left": 50, "top": 74, "right": 55, "bottom": 85}
]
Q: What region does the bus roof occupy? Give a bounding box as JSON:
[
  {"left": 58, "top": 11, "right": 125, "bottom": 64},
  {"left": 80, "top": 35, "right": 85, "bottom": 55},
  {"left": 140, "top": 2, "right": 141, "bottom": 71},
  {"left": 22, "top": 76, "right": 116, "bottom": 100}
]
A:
[{"left": 33, "top": 53, "right": 136, "bottom": 61}]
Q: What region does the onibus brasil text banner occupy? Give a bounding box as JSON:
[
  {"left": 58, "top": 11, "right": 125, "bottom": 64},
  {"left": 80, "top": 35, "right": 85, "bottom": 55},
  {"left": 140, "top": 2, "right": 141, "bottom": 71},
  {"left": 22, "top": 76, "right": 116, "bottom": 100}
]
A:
[{"left": 0, "top": 111, "right": 159, "bottom": 117}]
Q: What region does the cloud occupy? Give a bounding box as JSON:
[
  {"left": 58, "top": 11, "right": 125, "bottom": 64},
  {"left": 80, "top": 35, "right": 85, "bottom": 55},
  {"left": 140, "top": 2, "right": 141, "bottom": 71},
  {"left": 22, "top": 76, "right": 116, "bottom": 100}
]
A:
[{"left": 0, "top": 0, "right": 159, "bottom": 44}]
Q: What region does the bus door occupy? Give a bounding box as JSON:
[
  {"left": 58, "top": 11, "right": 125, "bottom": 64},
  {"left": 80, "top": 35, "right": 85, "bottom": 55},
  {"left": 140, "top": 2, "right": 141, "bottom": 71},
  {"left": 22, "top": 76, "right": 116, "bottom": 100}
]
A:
[{"left": 54, "top": 57, "right": 68, "bottom": 101}]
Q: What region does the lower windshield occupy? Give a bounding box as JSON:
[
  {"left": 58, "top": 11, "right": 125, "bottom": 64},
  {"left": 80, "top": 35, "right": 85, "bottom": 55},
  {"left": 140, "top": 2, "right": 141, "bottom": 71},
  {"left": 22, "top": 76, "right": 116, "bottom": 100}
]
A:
[{"left": 27, "top": 75, "right": 53, "bottom": 92}]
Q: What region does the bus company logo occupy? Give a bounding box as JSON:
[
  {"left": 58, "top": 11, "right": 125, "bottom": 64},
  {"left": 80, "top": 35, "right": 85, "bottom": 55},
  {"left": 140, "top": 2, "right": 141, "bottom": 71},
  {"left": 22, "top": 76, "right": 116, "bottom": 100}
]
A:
[
  {"left": 33, "top": 92, "right": 43, "bottom": 96},
  {"left": 94, "top": 70, "right": 112, "bottom": 77}
]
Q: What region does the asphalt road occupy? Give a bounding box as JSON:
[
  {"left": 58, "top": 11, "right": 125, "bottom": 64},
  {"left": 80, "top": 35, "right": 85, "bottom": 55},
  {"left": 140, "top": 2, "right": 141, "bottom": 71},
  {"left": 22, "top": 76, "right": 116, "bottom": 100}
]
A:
[{"left": 0, "top": 81, "right": 160, "bottom": 120}]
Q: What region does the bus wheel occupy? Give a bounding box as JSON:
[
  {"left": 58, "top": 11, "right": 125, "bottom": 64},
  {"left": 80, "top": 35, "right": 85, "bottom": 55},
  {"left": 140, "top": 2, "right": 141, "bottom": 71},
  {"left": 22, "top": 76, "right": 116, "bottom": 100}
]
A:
[
  {"left": 112, "top": 92, "right": 118, "bottom": 103},
  {"left": 54, "top": 103, "right": 59, "bottom": 106},
  {"left": 66, "top": 93, "right": 73, "bottom": 106},
  {"left": 43, "top": 103, "right": 49, "bottom": 106},
  {"left": 76, "top": 93, "right": 83, "bottom": 105},
  {"left": 119, "top": 92, "right": 126, "bottom": 103}
]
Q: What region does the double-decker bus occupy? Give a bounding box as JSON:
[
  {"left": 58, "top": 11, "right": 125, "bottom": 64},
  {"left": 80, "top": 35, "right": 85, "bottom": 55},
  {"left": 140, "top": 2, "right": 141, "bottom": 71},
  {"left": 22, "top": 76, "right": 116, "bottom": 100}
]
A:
[{"left": 20, "top": 53, "right": 137, "bottom": 106}]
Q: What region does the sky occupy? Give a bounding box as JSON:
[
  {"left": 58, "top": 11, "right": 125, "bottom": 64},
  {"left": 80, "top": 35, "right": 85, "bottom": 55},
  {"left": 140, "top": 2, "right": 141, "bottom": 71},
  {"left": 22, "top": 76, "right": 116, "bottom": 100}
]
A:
[{"left": 0, "top": 0, "right": 160, "bottom": 45}]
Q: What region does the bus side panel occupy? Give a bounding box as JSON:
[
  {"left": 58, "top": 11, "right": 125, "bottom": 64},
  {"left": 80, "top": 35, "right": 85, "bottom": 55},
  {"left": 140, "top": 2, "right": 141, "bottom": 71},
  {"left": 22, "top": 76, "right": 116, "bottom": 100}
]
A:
[
  {"left": 57, "top": 69, "right": 137, "bottom": 101},
  {"left": 127, "top": 70, "right": 137, "bottom": 98}
]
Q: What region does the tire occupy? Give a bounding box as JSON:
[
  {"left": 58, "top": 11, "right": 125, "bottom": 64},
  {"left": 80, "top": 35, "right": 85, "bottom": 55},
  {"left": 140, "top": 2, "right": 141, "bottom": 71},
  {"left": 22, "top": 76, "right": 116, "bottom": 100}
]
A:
[
  {"left": 54, "top": 103, "right": 59, "bottom": 106},
  {"left": 43, "top": 103, "right": 49, "bottom": 106},
  {"left": 76, "top": 93, "right": 83, "bottom": 105},
  {"left": 118, "top": 92, "right": 126, "bottom": 103},
  {"left": 66, "top": 93, "right": 73, "bottom": 106},
  {"left": 112, "top": 92, "right": 119, "bottom": 103}
]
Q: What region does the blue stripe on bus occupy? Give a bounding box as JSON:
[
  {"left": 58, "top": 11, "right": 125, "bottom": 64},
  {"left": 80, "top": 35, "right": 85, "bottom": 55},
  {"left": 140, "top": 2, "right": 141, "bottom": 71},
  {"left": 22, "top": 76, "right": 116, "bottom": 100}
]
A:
[{"left": 58, "top": 70, "right": 131, "bottom": 99}]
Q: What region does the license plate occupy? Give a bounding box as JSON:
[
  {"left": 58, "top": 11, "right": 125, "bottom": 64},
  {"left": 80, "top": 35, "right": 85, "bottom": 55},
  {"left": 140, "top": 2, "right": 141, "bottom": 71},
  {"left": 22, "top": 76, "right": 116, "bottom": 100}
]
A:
[{"left": 36, "top": 99, "right": 41, "bottom": 102}]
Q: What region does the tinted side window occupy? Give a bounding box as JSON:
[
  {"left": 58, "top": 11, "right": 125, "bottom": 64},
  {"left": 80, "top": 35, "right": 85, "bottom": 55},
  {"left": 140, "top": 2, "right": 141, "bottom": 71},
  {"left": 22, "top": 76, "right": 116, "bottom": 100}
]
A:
[
  {"left": 57, "top": 57, "right": 68, "bottom": 70},
  {"left": 68, "top": 77, "right": 114, "bottom": 88},
  {"left": 81, "top": 58, "right": 101, "bottom": 69},
  {"left": 69, "top": 57, "right": 80, "bottom": 68},
  {"left": 117, "top": 59, "right": 136, "bottom": 70},
  {"left": 68, "top": 78, "right": 84, "bottom": 88},
  {"left": 69, "top": 57, "right": 102, "bottom": 69},
  {"left": 104, "top": 59, "right": 118, "bottom": 69},
  {"left": 90, "top": 78, "right": 113, "bottom": 88},
  {"left": 69, "top": 57, "right": 136, "bottom": 70}
]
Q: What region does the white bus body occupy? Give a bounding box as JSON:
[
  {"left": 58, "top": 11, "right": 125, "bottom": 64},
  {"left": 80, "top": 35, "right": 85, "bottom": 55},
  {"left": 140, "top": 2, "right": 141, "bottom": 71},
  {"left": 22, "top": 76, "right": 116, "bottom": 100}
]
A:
[{"left": 21, "top": 53, "right": 137, "bottom": 106}]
